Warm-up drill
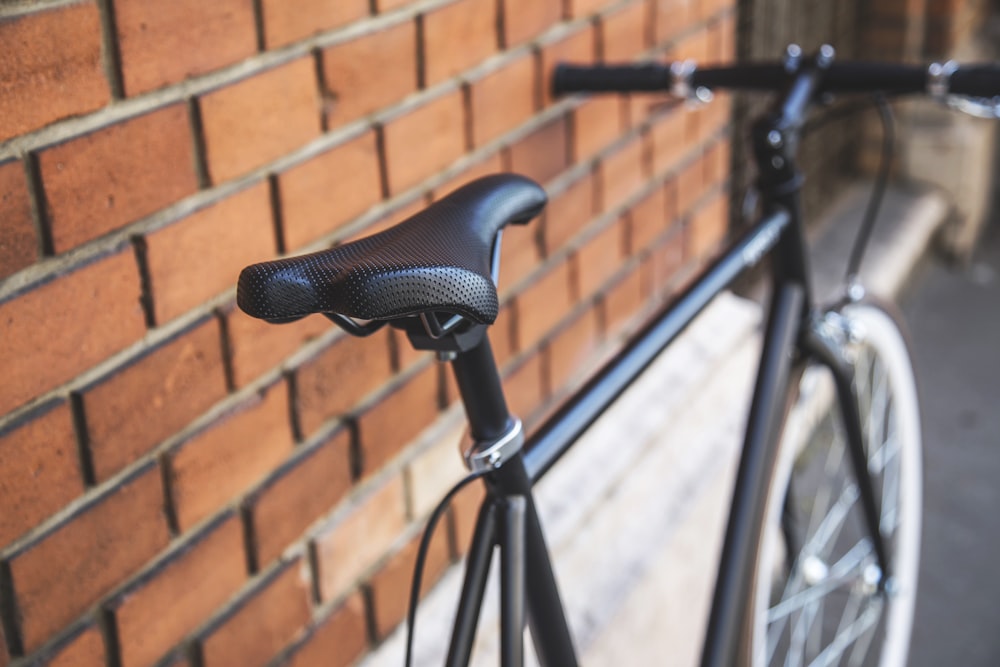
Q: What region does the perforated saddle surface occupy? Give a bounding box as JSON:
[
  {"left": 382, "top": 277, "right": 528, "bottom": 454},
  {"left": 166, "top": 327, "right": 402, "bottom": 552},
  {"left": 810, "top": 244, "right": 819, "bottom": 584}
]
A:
[{"left": 237, "top": 174, "right": 547, "bottom": 324}]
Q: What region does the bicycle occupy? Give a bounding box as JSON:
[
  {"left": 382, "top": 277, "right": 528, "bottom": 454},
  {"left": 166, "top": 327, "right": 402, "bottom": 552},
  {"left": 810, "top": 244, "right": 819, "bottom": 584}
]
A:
[{"left": 236, "top": 46, "right": 1000, "bottom": 666}]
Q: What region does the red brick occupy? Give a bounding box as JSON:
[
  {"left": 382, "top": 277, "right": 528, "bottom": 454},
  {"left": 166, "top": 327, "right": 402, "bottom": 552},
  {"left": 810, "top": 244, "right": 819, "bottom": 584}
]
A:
[
  {"left": 278, "top": 131, "right": 382, "bottom": 250},
  {"left": 650, "top": 226, "right": 685, "bottom": 296},
  {"left": 517, "top": 260, "right": 572, "bottom": 349},
  {"left": 576, "top": 218, "right": 625, "bottom": 298},
  {"left": 314, "top": 476, "right": 407, "bottom": 600},
  {"left": 673, "top": 25, "right": 710, "bottom": 62},
  {"left": 628, "top": 182, "right": 673, "bottom": 253},
  {"left": 369, "top": 528, "right": 450, "bottom": 639},
  {"left": 549, "top": 306, "right": 600, "bottom": 392},
  {"left": 8, "top": 463, "right": 169, "bottom": 651},
  {"left": 377, "top": 0, "right": 413, "bottom": 10},
  {"left": 382, "top": 90, "right": 465, "bottom": 194},
  {"left": 544, "top": 173, "right": 596, "bottom": 254},
  {"left": 168, "top": 381, "right": 295, "bottom": 531},
  {"left": 470, "top": 54, "right": 537, "bottom": 148},
  {"left": 503, "top": 0, "right": 561, "bottom": 47},
  {"left": 282, "top": 594, "right": 367, "bottom": 667},
  {"left": 449, "top": 481, "right": 485, "bottom": 556},
  {"left": 43, "top": 622, "right": 105, "bottom": 667},
  {"left": 677, "top": 153, "right": 707, "bottom": 219},
  {"left": 39, "top": 104, "right": 198, "bottom": 253},
  {"left": 0, "top": 248, "right": 145, "bottom": 414},
  {"left": 201, "top": 561, "right": 311, "bottom": 667},
  {"left": 356, "top": 364, "right": 440, "bottom": 476},
  {"left": 540, "top": 25, "right": 595, "bottom": 107},
  {"left": 431, "top": 152, "right": 505, "bottom": 201},
  {"left": 0, "top": 3, "right": 108, "bottom": 142},
  {"left": 601, "top": 1, "right": 649, "bottom": 62},
  {"left": 0, "top": 400, "right": 82, "bottom": 548},
  {"left": 200, "top": 58, "right": 322, "bottom": 184},
  {"left": 423, "top": 0, "right": 498, "bottom": 86},
  {"left": 601, "top": 134, "right": 647, "bottom": 211},
  {"left": 0, "top": 159, "right": 36, "bottom": 280},
  {"left": 145, "top": 181, "right": 275, "bottom": 324},
  {"left": 248, "top": 427, "right": 352, "bottom": 565},
  {"left": 342, "top": 195, "right": 428, "bottom": 242},
  {"left": 654, "top": 0, "right": 697, "bottom": 44},
  {"left": 507, "top": 116, "right": 569, "bottom": 186},
  {"left": 294, "top": 328, "right": 393, "bottom": 437},
  {"left": 498, "top": 220, "right": 543, "bottom": 297},
  {"left": 115, "top": 0, "right": 257, "bottom": 96},
  {"left": 260, "top": 0, "right": 368, "bottom": 48},
  {"left": 503, "top": 352, "right": 546, "bottom": 421},
  {"left": 687, "top": 191, "right": 727, "bottom": 259},
  {"left": 605, "top": 262, "right": 644, "bottom": 335},
  {"left": 489, "top": 303, "right": 516, "bottom": 369},
  {"left": 573, "top": 97, "right": 622, "bottom": 162},
  {"left": 81, "top": 317, "right": 228, "bottom": 482},
  {"left": 226, "top": 308, "right": 331, "bottom": 388},
  {"left": 320, "top": 20, "right": 418, "bottom": 129},
  {"left": 113, "top": 514, "right": 246, "bottom": 667},
  {"left": 650, "top": 107, "right": 687, "bottom": 175},
  {"left": 567, "top": 0, "right": 616, "bottom": 17}
]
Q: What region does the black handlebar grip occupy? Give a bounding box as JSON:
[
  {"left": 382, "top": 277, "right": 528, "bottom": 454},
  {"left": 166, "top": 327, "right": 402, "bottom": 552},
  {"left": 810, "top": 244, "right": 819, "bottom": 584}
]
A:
[
  {"left": 552, "top": 63, "right": 671, "bottom": 96},
  {"left": 950, "top": 64, "right": 1000, "bottom": 98}
]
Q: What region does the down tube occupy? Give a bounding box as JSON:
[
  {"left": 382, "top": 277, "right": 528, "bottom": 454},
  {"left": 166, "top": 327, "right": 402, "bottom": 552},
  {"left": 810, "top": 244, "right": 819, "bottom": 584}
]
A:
[{"left": 700, "top": 282, "right": 805, "bottom": 667}]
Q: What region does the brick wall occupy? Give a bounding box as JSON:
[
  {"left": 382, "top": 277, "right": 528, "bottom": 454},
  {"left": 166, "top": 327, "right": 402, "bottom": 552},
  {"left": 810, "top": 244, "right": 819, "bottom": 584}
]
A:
[{"left": 0, "top": 1, "right": 735, "bottom": 665}]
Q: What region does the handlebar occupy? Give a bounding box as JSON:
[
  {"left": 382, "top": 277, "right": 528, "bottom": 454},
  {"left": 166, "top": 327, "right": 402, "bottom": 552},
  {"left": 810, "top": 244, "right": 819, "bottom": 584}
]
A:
[{"left": 552, "top": 59, "right": 1000, "bottom": 101}]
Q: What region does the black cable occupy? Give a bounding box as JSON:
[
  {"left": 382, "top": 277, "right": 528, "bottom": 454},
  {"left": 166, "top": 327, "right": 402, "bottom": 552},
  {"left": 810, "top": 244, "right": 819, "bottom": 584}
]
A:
[
  {"left": 404, "top": 468, "right": 490, "bottom": 667},
  {"left": 846, "top": 94, "right": 895, "bottom": 282}
]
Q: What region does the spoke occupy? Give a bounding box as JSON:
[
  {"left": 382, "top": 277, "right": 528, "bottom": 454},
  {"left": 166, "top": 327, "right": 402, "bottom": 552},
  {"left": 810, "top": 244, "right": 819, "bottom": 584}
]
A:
[
  {"left": 785, "top": 600, "right": 820, "bottom": 667},
  {"left": 846, "top": 611, "right": 879, "bottom": 667},
  {"left": 800, "top": 482, "right": 859, "bottom": 560},
  {"left": 768, "top": 540, "right": 873, "bottom": 623},
  {"left": 807, "top": 600, "right": 883, "bottom": 667}
]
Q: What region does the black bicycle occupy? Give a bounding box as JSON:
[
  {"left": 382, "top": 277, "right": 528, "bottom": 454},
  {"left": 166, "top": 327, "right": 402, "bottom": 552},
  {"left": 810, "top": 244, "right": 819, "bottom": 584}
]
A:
[{"left": 237, "top": 46, "right": 1000, "bottom": 667}]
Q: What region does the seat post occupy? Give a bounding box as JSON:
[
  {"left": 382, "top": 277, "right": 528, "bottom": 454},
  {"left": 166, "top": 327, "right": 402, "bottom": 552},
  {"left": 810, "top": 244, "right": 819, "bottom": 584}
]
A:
[{"left": 449, "top": 333, "right": 513, "bottom": 443}]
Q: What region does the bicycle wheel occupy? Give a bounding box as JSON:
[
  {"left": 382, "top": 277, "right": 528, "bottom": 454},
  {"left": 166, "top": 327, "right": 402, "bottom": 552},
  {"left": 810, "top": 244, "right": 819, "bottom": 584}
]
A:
[{"left": 747, "top": 299, "right": 923, "bottom": 667}]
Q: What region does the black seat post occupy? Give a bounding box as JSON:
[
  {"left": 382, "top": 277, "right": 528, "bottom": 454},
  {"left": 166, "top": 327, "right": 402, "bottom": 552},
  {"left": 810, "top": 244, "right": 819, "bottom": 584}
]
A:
[{"left": 449, "top": 334, "right": 512, "bottom": 443}]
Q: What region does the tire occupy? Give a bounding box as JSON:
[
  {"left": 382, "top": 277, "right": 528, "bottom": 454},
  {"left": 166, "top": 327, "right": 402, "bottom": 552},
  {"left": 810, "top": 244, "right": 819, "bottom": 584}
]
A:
[{"left": 746, "top": 299, "right": 923, "bottom": 667}]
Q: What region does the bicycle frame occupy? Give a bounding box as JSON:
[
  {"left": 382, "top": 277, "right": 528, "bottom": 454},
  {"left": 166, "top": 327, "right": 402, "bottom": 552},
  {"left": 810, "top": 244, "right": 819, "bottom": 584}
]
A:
[{"left": 435, "top": 53, "right": 891, "bottom": 667}]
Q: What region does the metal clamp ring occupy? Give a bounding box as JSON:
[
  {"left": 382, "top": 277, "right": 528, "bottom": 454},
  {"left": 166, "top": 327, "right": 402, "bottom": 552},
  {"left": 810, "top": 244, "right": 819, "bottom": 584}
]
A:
[
  {"left": 927, "top": 60, "right": 959, "bottom": 99},
  {"left": 462, "top": 418, "right": 524, "bottom": 472}
]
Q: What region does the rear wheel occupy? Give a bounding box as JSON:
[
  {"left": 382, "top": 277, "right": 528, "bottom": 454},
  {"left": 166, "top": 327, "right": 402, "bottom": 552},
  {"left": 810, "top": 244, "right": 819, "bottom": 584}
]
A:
[{"left": 748, "top": 300, "right": 922, "bottom": 666}]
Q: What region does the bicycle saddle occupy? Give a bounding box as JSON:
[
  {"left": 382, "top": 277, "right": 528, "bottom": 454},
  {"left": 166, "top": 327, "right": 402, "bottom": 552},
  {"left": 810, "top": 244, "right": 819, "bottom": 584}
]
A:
[{"left": 237, "top": 174, "right": 547, "bottom": 324}]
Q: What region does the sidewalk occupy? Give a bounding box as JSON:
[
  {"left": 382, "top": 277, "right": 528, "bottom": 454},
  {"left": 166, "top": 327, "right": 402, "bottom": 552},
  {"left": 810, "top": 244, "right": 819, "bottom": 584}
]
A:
[{"left": 357, "top": 180, "right": 950, "bottom": 666}]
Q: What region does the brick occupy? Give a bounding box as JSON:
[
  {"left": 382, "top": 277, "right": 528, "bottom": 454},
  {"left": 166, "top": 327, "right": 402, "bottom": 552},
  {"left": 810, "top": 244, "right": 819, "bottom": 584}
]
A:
[
  {"left": 113, "top": 514, "right": 246, "bottom": 667},
  {"left": 369, "top": 528, "right": 450, "bottom": 639},
  {"left": 377, "top": 0, "right": 413, "bottom": 10},
  {"left": 278, "top": 131, "right": 383, "bottom": 250},
  {"left": 314, "top": 476, "right": 407, "bottom": 601},
  {"left": 405, "top": 422, "right": 467, "bottom": 517},
  {"left": 576, "top": 218, "right": 625, "bottom": 298},
  {"left": 282, "top": 594, "right": 367, "bottom": 667},
  {"left": 382, "top": 90, "right": 465, "bottom": 195},
  {"left": 39, "top": 104, "right": 198, "bottom": 253},
  {"left": 628, "top": 181, "right": 674, "bottom": 252},
  {"left": 573, "top": 97, "right": 622, "bottom": 162},
  {"left": 431, "top": 153, "right": 504, "bottom": 201},
  {"left": 498, "top": 220, "right": 542, "bottom": 297},
  {"left": 8, "top": 463, "right": 169, "bottom": 652},
  {"left": 247, "top": 427, "right": 352, "bottom": 566},
  {"left": 673, "top": 25, "right": 710, "bottom": 62},
  {"left": 503, "top": 0, "right": 561, "bottom": 47},
  {"left": 449, "top": 481, "right": 485, "bottom": 556},
  {"left": 200, "top": 58, "right": 322, "bottom": 184},
  {"left": 320, "top": 20, "right": 418, "bottom": 129},
  {"left": 145, "top": 181, "right": 275, "bottom": 324},
  {"left": 605, "top": 262, "right": 644, "bottom": 335},
  {"left": 653, "top": 0, "right": 696, "bottom": 45},
  {"left": 601, "top": 1, "right": 650, "bottom": 62},
  {"left": 226, "top": 308, "right": 332, "bottom": 388},
  {"left": 540, "top": 25, "right": 595, "bottom": 107},
  {"left": 294, "top": 328, "right": 393, "bottom": 437},
  {"left": 42, "top": 622, "right": 105, "bottom": 667},
  {"left": 201, "top": 561, "right": 311, "bottom": 667},
  {"left": 600, "top": 134, "right": 647, "bottom": 211},
  {"left": 650, "top": 226, "right": 685, "bottom": 296},
  {"left": 650, "top": 107, "right": 687, "bottom": 175},
  {"left": 489, "top": 303, "right": 516, "bottom": 369},
  {"left": 687, "top": 191, "right": 727, "bottom": 259},
  {"left": 81, "top": 317, "right": 228, "bottom": 482},
  {"left": 548, "top": 307, "right": 600, "bottom": 392},
  {"left": 0, "top": 159, "right": 36, "bottom": 280},
  {"left": 260, "top": 0, "right": 368, "bottom": 48},
  {"left": 356, "top": 364, "right": 440, "bottom": 476},
  {"left": 115, "top": 0, "right": 257, "bottom": 96},
  {"left": 544, "top": 173, "right": 595, "bottom": 255},
  {"left": 470, "top": 54, "right": 537, "bottom": 148},
  {"left": 423, "top": 0, "right": 498, "bottom": 86},
  {"left": 0, "top": 248, "right": 145, "bottom": 414},
  {"left": 342, "top": 195, "right": 427, "bottom": 242},
  {"left": 503, "top": 352, "right": 546, "bottom": 421},
  {"left": 517, "top": 260, "right": 572, "bottom": 349},
  {"left": 567, "top": 0, "right": 616, "bottom": 18},
  {"left": 507, "top": 116, "right": 569, "bottom": 186},
  {"left": 0, "top": 400, "right": 83, "bottom": 547},
  {"left": 676, "top": 152, "right": 706, "bottom": 217},
  {"left": 168, "top": 381, "right": 295, "bottom": 531},
  {"left": 0, "top": 3, "right": 108, "bottom": 142}
]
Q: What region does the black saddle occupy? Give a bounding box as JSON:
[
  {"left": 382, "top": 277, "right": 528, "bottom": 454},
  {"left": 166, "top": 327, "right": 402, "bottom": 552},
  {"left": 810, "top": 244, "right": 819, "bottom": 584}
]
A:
[{"left": 237, "top": 174, "right": 546, "bottom": 325}]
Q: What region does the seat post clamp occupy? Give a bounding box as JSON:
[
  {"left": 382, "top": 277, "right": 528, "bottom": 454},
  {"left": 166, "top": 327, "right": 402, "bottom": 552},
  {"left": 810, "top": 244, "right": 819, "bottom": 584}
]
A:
[
  {"left": 461, "top": 418, "right": 524, "bottom": 472},
  {"left": 927, "top": 61, "right": 958, "bottom": 100}
]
